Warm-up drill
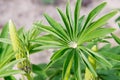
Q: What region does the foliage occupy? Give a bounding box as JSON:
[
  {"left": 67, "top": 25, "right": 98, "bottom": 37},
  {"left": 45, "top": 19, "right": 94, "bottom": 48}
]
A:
[
  {"left": 0, "top": 0, "right": 120, "bottom": 80},
  {"left": 33, "top": 0, "right": 117, "bottom": 80}
]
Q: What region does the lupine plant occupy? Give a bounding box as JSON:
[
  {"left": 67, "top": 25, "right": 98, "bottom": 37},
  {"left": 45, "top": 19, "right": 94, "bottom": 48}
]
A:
[
  {"left": 34, "top": 0, "right": 117, "bottom": 79},
  {"left": 0, "top": 0, "right": 120, "bottom": 80}
]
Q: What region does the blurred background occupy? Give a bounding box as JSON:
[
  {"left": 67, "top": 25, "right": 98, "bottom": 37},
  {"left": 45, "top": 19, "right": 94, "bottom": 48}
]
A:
[{"left": 0, "top": 0, "right": 120, "bottom": 65}]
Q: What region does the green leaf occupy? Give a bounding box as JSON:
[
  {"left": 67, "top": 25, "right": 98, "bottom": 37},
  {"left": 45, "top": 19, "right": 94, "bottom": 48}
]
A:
[
  {"left": 78, "top": 15, "right": 85, "bottom": 34},
  {"left": 86, "top": 11, "right": 117, "bottom": 33},
  {"left": 31, "top": 34, "right": 64, "bottom": 46},
  {"left": 28, "top": 26, "right": 41, "bottom": 40},
  {"left": 80, "top": 28, "right": 115, "bottom": 44},
  {"left": 74, "top": 0, "right": 82, "bottom": 35},
  {"left": 111, "top": 33, "right": 120, "bottom": 45},
  {"left": 0, "top": 51, "right": 14, "bottom": 68},
  {"left": 0, "top": 23, "right": 9, "bottom": 38},
  {"left": 66, "top": 1, "right": 73, "bottom": 32},
  {"left": 0, "top": 70, "right": 25, "bottom": 78},
  {"left": 84, "top": 2, "right": 107, "bottom": 28},
  {"left": 99, "top": 45, "right": 120, "bottom": 61},
  {"left": 115, "top": 16, "right": 120, "bottom": 28},
  {"left": 32, "top": 64, "right": 47, "bottom": 80},
  {"left": 45, "top": 48, "right": 69, "bottom": 71},
  {"left": 51, "top": 48, "right": 68, "bottom": 61},
  {"left": 85, "top": 48, "right": 112, "bottom": 68},
  {"left": 31, "top": 44, "right": 62, "bottom": 50},
  {"left": 79, "top": 11, "right": 117, "bottom": 44},
  {"left": 35, "top": 23, "right": 67, "bottom": 42},
  {"left": 0, "top": 38, "right": 11, "bottom": 44},
  {"left": 44, "top": 14, "right": 70, "bottom": 41},
  {"left": 62, "top": 49, "right": 74, "bottom": 80},
  {"left": 80, "top": 50, "right": 97, "bottom": 77},
  {"left": 74, "top": 50, "right": 82, "bottom": 80},
  {"left": 4, "top": 76, "right": 16, "bottom": 80},
  {"left": 100, "top": 51, "right": 120, "bottom": 61},
  {"left": 0, "top": 23, "right": 9, "bottom": 49},
  {"left": 0, "top": 58, "right": 25, "bottom": 72},
  {"left": 57, "top": 8, "right": 72, "bottom": 38}
]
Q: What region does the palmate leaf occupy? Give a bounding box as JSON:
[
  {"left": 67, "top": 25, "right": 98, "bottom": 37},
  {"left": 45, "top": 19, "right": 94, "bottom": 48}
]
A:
[{"left": 34, "top": 0, "right": 118, "bottom": 80}]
